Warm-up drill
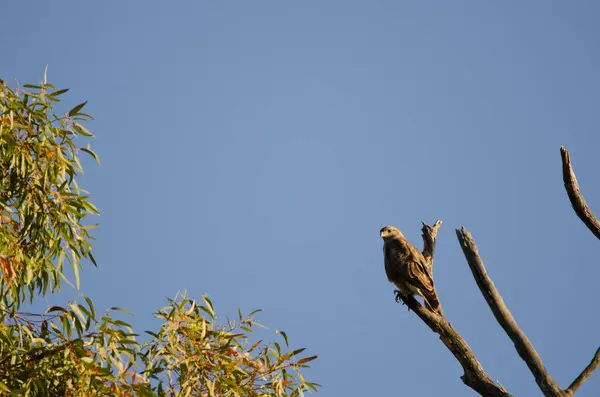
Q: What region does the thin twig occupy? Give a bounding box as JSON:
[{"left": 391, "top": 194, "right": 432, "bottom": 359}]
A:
[
  {"left": 456, "top": 227, "right": 564, "bottom": 397},
  {"left": 566, "top": 348, "right": 600, "bottom": 395},
  {"left": 560, "top": 146, "right": 600, "bottom": 240}
]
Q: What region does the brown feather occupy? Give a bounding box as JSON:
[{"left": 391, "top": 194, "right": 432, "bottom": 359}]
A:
[{"left": 383, "top": 234, "right": 442, "bottom": 314}]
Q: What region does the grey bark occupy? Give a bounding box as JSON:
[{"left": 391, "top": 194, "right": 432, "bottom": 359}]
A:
[
  {"left": 396, "top": 221, "right": 512, "bottom": 397},
  {"left": 392, "top": 147, "right": 599, "bottom": 396},
  {"left": 560, "top": 146, "right": 600, "bottom": 239},
  {"left": 456, "top": 228, "right": 565, "bottom": 397}
]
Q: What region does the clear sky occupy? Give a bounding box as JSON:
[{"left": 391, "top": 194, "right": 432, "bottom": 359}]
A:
[{"left": 3, "top": 1, "right": 600, "bottom": 396}]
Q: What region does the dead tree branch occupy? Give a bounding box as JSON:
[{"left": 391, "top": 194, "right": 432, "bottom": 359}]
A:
[
  {"left": 397, "top": 294, "right": 512, "bottom": 397},
  {"left": 446, "top": 148, "right": 600, "bottom": 396},
  {"left": 456, "top": 228, "right": 564, "bottom": 397},
  {"left": 560, "top": 146, "right": 600, "bottom": 240},
  {"left": 421, "top": 219, "right": 442, "bottom": 275},
  {"left": 566, "top": 348, "right": 600, "bottom": 395},
  {"left": 393, "top": 148, "right": 599, "bottom": 396},
  {"left": 560, "top": 147, "right": 600, "bottom": 395},
  {"left": 395, "top": 222, "right": 512, "bottom": 397}
]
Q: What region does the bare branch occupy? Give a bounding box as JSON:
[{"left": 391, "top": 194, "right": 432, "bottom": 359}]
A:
[
  {"left": 456, "top": 227, "right": 564, "bottom": 397},
  {"left": 396, "top": 293, "right": 512, "bottom": 397},
  {"left": 560, "top": 146, "right": 600, "bottom": 240},
  {"left": 559, "top": 146, "right": 600, "bottom": 395},
  {"left": 397, "top": 148, "right": 599, "bottom": 396},
  {"left": 566, "top": 348, "right": 600, "bottom": 395},
  {"left": 393, "top": 221, "right": 511, "bottom": 397},
  {"left": 421, "top": 219, "right": 442, "bottom": 275}
]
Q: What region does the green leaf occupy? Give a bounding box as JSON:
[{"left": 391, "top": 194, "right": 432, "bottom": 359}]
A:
[
  {"left": 81, "top": 146, "right": 100, "bottom": 164},
  {"left": 289, "top": 348, "right": 306, "bottom": 357},
  {"left": 248, "top": 309, "right": 263, "bottom": 317},
  {"left": 72, "top": 252, "right": 80, "bottom": 289},
  {"left": 278, "top": 330, "right": 289, "bottom": 347},
  {"left": 73, "top": 123, "right": 93, "bottom": 137},
  {"left": 61, "top": 314, "right": 72, "bottom": 337},
  {"left": 52, "top": 88, "right": 70, "bottom": 96},
  {"left": 0, "top": 381, "right": 10, "bottom": 393},
  {"left": 57, "top": 250, "right": 65, "bottom": 271},
  {"left": 112, "top": 319, "right": 132, "bottom": 327},
  {"left": 202, "top": 296, "right": 215, "bottom": 317},
  {"left": 46, "top": 305, "right": 67, "bottom": 313},
  {"left": 81, "top": 356, "right": 94, "bottom": 364},
  {"left": 68, "top": 101, "right": 88, "bottom": 116},
  {"left": 110, "top": 307, "right": 133, "bottom": 315},
  {"left": 74, "top": 112, "right": 94, "bottom": 120},
  {"left": 88, "top": 251, "right": 98, "bottom": 267},
  {"left": 69, "top": 302, "right": 86, "bottom": 324},
  {"left": 145, "top": 330, "right": 160, "bottom": 338},
  {"left": 84, "top": 296, "right": 96, "bottom": 320}
]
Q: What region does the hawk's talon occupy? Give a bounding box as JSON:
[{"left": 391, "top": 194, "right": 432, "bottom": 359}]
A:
[
  {"left": 393, "top": 289, "right": 403, "bottom": 303},
  {"left": 393, "top": 290, "right": 411, "bottom": 311}
]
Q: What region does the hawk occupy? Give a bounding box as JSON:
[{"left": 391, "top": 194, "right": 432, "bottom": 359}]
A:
[{"left": 380, "top": 225, "right": 442, "bottom": 314}]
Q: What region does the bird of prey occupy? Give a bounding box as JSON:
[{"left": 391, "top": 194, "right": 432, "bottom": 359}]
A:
[{"left": 380, "top": 225, "right": 442, "bottom": 314}]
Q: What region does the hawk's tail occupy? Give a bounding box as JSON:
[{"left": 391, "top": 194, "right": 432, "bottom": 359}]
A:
[{"left": 424, "top": 289, "right": 443, "bottom": 315}]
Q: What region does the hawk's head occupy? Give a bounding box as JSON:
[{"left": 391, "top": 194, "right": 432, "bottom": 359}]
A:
[{"left": 380, "top": 226, "right": 404, "bottom": 241}]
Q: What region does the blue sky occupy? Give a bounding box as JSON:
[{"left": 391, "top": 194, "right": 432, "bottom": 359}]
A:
[{"left": 3, "top": 1, "right": 600, "bottom": 396}]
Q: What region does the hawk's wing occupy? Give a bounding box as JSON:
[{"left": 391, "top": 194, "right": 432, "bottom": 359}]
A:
[{"left": 384, "top": 238, "right": 435, "bottom": 294}]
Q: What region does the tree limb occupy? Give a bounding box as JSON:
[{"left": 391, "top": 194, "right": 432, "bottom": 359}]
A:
[
  {"left": 455, "top": 228, "right": 564, "bottom": 397},
  {"left": 398, "top": 152, "right": 600, "bottom": 396},
  {"left": 560, "top": 146, "right": 600, "bottom": 240},
  {"left": 395, "top": 222, "right": 512, "bottom": 397},
  {"left": 397, "top": 293, "right": 512, "bottom": 397},
  {"left": 395, "top": 147, "right": 599, "bottom": 396},
  {"left": 560, "top": 146, "right": 600, "bottom": 395},
  {"left": 566, "top": 348, "right": 600, "bottom": 395}
]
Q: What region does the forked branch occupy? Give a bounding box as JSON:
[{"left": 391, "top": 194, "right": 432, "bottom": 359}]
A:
[
  {"left": 450, "top": 147, "right": 600, "bottom": 396},
  {"left": 396, "top": 293, "right": 512, "bottom": 397},
  {"left": 395, "top": 222, "right": 512, "bottom": 397},
  {"left": 394, "top": 148, "right": 599, "bottom": 396},
  {"left": 561, "top": 147, "right": 600, "bottom": 395}
]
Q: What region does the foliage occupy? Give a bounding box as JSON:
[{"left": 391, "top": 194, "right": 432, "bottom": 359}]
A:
[
  {"left": 0, "top": 74, "right": 319, "bottom": 396},
  {"left": 144, "top": 294, "right": 319, "bottom": 397},
  {"left": 0, "top": 72, "right": 99, "bottom": 311}
]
